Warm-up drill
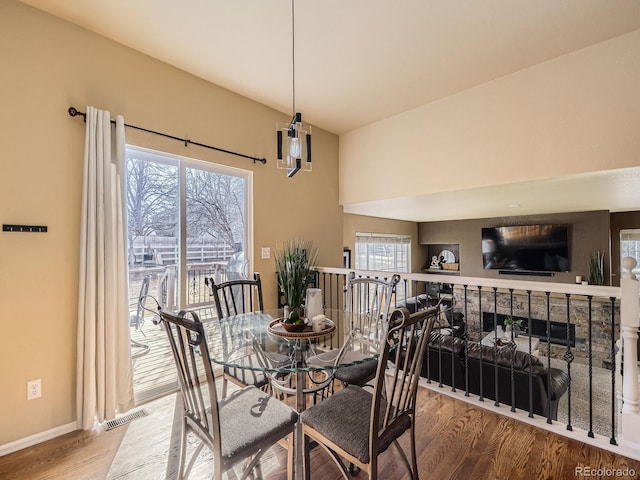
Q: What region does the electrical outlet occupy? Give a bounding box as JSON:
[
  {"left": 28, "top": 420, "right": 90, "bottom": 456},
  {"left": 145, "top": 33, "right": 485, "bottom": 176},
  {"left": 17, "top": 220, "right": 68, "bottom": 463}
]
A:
[
  {"left": 27, "top": 379, "right": 41, "bottom": 400},
  {"left": 261, "top": 247, "right": 271, "bottom": 259}
]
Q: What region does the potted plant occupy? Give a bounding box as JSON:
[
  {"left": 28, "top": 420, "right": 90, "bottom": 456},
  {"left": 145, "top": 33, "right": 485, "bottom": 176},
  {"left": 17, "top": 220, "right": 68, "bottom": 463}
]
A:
[
  {"left": 503, "top": 317, "right": 523, "bottom": 339},
  {"left": 274, "top": 238, "right": 318, "bottom": 320},
  {"left": 587, "top": 250, "right": 604, "bottom": 286}
]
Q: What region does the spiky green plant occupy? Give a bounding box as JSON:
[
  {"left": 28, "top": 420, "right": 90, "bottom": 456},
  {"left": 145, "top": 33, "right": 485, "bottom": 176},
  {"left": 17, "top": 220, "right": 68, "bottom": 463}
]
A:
[
  {"left": 587, "top": 250, "right": 604, "bottom": 286},
  {"left": 503, "top": 317, "right": 523, "bottom": 328},
  {"left": 274, "top": 239, "right": 318, "bottom": 312}
]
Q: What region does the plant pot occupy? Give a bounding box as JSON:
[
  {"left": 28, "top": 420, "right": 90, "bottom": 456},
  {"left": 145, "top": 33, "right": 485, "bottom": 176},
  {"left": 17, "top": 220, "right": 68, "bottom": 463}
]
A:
[{"left": 505, "top": 325, "right": 520, "bottom": 340}]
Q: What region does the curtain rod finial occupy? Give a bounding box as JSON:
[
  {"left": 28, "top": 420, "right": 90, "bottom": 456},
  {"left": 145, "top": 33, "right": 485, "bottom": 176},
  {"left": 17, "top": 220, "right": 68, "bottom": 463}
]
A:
[{"left": 68, "top": 107, "right": 86, "bottom": 119}]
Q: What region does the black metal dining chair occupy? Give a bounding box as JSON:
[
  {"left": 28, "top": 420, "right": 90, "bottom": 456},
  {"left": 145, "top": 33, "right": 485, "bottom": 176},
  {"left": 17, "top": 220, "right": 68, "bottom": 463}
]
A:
[
  {"left": 300, "top": 305, "right": 439, "bottom": 480},
  {"left": 205, "top": 272, "right": 277, "bottom": 398},
  {"left": 159, "top": 308, "right": 298, "bottom": 480},
  {"left": 332, "top": 272, "right": 401, "bottom": 388}
]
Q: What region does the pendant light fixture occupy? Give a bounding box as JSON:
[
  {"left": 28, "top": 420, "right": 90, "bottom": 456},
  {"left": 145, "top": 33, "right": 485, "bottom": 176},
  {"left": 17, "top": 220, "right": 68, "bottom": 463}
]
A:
[{"left": 276, "top": 0, "right": 311, "bottom": 178}]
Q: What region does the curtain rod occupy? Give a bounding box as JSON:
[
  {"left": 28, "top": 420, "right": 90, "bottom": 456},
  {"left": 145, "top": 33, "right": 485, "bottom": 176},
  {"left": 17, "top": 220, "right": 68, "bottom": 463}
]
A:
[{"left": 67, "top": 107, "right": 267, "bottom": 165}]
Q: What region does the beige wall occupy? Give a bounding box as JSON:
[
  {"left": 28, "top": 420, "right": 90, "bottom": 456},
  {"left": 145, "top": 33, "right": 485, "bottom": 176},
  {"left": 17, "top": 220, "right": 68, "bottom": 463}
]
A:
[
  {"left": 0, "top": 1, "right": 341, "bottom": 446},
  {"left": 343, "top": 214, "right": 426, "bottom": 273},
  {"left": 340, "top": 30, "right": 640, "bottom": 206}
]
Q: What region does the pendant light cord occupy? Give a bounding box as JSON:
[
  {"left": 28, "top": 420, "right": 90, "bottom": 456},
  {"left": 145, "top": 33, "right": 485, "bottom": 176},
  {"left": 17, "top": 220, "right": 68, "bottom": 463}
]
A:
[{"left": 291, "top": 0, "right": 296, "bottom": 115}]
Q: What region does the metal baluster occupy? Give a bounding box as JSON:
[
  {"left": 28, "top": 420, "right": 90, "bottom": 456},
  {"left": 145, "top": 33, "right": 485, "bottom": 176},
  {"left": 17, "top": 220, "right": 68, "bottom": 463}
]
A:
[
  {"left": 464, "top": 284, "right": 470, "bottom": 397},
  {"left": 546, "top": 291, "right": 552, "bottom": 424},
  {"left": 437, "top": 321, "right": 444, "bottom": 388},
  {"left": 564, "top": 293, "right": 574, "bottom": 431},
  {"left": 478, "top": 286, "right": 484, "bottom": 402},
  {"left": 587, "top": 295, "right": 594, "bottom": 438},
  {"left": 450, "top": 287, "right": 457, "bottom": 392},
  {"left": 527, "top": 290, "right": 534, "bottom": 418},
  {"left": 509, "top": 288, "right": 516, "bottom": 412},
  {"left": 609, "top": 296, "right": 618, "bottom": 446},
  {"left": 493, "top": 287, "right": 500, "bottom": 407},
  {"left": 329, "top": 272, "right": 334, "bottom": 312}
]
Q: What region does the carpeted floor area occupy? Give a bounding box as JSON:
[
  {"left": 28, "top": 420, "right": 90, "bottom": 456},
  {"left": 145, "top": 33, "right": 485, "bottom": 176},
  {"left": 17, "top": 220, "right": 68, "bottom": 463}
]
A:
[{"left": 548, "top": 357, "right": 619, "bottom": 438}]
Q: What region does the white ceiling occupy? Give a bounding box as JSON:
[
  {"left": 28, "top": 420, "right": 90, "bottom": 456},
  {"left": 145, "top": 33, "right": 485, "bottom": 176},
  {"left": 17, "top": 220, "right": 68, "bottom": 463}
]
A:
[{"left": 20, "top": 0, "right": 640, "bottom": 221}]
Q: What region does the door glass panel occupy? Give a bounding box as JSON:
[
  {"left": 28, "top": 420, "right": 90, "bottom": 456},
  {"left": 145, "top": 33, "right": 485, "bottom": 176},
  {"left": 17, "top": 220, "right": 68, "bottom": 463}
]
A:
[
  {"left": 126, "top": 149, "right": 179, "bottom": 401},
  {"left": 125, "top": 146, "right": 251, "bottom": 402},
  {"left": 185, "top": 167, "right": 247, "bottom": 314}
]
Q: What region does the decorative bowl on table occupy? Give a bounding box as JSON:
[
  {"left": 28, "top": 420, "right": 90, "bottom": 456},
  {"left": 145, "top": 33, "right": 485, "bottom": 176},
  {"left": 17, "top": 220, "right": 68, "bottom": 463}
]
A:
[{"left": 280, "top": 318, "right": 308, "bottom": 332}]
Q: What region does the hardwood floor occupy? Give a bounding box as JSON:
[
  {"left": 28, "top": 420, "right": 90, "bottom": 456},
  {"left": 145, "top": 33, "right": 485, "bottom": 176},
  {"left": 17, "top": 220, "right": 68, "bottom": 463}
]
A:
[{"left": 2, "top": 387, "right": 639, "bottom": 480}]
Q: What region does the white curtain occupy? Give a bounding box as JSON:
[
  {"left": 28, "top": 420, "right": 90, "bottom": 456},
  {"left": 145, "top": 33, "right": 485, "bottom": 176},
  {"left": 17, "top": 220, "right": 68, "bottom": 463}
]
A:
[{"left": 77, "top": 106, "right": 134, "bottom": 429}]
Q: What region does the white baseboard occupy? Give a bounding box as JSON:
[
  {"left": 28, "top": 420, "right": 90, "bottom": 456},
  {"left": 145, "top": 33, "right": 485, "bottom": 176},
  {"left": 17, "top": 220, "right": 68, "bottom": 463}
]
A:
[{"left": 0, "top": 421, "right": 78, "bottom": 457}]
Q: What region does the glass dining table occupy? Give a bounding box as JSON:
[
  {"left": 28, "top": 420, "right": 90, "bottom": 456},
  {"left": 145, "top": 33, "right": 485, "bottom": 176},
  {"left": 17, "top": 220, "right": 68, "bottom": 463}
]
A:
[{"left": 201, "top": 308, "right": 379, "bottom": 412}]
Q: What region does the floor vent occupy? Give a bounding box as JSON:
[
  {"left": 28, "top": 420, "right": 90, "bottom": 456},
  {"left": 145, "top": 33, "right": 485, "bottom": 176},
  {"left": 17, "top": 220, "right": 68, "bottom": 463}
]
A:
[{"left": 103, "top": 409, "right": 148, "bottom": 431}]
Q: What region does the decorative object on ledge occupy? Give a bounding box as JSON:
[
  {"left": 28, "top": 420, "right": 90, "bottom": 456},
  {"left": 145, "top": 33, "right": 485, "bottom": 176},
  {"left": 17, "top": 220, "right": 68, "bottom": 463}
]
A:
[
  {"left": 425, "top": 244, "right": 460, "bottom": 272},
  {"left": 274, "top": 238, "right": 318, "bottom": 315},
  {"left": 587, "top": 250, "right": 604, "bottom": 285},
  {"left": 276, "top": 0, "right": 311, "bottom": 178}
]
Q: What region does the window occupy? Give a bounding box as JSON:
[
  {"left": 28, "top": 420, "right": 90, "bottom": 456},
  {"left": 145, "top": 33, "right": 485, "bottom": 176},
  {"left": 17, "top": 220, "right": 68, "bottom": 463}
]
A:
[
  {"left": 355, "top": 233, "right": 411, "bottom": 300},
  {"left": 621, "top": 229, "right": 640, "bottom": 276}
]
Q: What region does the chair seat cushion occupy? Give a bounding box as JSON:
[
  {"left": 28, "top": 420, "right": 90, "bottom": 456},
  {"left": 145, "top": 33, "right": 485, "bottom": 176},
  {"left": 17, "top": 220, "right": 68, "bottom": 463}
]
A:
[
  {"left": 300, "top": 386, "right": 411, "bottom": 464},
  {"left": 334, "top": 358, "right": 378, "bottom": 386},
  {"left": 218, "top": 386, "right": 298, "bottom": 464},
  {"left": 307, "top": 350, "right": 379, "bottom": 386}
]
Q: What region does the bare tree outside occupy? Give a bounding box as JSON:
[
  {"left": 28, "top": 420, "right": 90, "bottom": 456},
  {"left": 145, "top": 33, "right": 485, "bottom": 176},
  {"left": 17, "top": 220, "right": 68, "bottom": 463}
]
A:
[
  {"left": 186, "top": 167, "right": 245, "bottom": 248},
  {"left": 125, "top": 149, "right": 248, "bottom": 294},
  {"left": 126, "top": 158, "right": 178, "bottom": 266}
]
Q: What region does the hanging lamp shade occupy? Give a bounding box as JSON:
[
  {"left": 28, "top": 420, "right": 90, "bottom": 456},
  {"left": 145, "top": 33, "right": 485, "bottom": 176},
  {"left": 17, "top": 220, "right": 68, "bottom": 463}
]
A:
[
  {"left": 276, "top": 0, "right": 311, "bottom": 178},
  {"left": 277, "top": 112, "right": 311, "bottom": 177}
]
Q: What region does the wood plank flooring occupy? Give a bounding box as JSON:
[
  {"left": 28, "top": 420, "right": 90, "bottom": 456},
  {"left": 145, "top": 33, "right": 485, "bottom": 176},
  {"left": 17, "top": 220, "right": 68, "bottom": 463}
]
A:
[{"left": 2, "top": 387, "right": 639, "bottom": 480}]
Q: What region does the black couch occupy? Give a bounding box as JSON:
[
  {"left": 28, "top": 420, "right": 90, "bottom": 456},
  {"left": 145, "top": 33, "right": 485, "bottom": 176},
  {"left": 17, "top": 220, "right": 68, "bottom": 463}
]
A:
[
  {"left": 423, "top": 333, "right": 569, "bottom": 420},
  {"left": 396, "top": 294, "right": 465, "bottom": 337}
]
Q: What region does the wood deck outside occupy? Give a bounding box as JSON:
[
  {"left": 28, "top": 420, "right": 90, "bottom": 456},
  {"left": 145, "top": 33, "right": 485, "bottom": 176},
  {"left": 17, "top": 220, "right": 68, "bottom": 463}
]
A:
[
  {"left": 130, "top": 304, "right": 220, "bottom": 400},
  {"left": 130, "top": 321, "right": 177, "bottom": 399}
]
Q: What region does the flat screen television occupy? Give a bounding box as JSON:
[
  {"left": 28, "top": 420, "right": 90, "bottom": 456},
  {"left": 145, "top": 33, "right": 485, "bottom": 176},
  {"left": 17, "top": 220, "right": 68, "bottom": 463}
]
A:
[{"left": 481, "top": 224, "right": 570, "bottom": 272}]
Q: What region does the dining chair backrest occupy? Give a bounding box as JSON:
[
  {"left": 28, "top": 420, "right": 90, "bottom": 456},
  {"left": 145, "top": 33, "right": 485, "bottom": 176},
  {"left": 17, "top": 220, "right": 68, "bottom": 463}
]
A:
[
  {"left": 207, "top": 272, "right": 264, "bottom": 319},
  {"left": 160, "top": 307, "right": 299, "bottom": 479},
  {"left": 370, "top": 305, "right": 439, "bottom": 456},
  {"left": 300, "top": 303, "right": 441, "bottom": 479},
  {"left": 159, "top": 308, "right": 220, "bottom": 448},
  {"left": 344, "top": 271, "right": 400, "bottom": 352},
  {"left": 371, "top": 305, "right": 440, "bottom": 428}
]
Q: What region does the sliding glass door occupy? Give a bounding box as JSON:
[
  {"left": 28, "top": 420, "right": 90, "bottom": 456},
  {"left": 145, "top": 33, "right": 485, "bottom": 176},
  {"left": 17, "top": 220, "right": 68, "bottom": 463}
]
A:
[{"left": 125, "top": 146, "right": 251, "bottom": 402}]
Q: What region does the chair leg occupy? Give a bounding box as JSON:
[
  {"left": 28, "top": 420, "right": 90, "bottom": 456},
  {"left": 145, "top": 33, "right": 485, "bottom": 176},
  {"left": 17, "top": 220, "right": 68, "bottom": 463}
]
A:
[
  {"left": 178, "top": 420, "right": 188, "bottom": 480},
  {"left": 254, "top": 458, "right": 263, "bottom": 480},
  {"left": 287, "top": 432, "right": 295, "bottom": 480},
  {"left": 392, "top": 438, "right": 414, "bottom": 480},
  {"left": 369, "top": 455, "right": 377, "bottom": 480},
  {"left": 410, "top": 425, "right": 419, "bottom": 480},
  {"left": 222, "top": 377, "right": 228, "bottom": 399}
]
